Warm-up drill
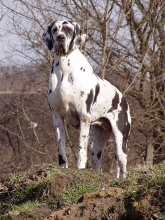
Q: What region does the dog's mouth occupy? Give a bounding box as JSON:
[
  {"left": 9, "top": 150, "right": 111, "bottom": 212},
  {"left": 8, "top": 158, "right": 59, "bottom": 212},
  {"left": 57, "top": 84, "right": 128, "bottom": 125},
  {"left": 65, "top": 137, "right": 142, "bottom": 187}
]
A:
[{"left": 55, "top": 45, "right": 67, "bottom": 56}]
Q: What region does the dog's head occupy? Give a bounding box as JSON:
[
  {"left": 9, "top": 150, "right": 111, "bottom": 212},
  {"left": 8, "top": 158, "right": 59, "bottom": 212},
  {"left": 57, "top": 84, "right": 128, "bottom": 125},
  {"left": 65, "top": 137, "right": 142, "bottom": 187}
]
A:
[{"left": 42, "top": 20, "right": 87, "bottom": 56}]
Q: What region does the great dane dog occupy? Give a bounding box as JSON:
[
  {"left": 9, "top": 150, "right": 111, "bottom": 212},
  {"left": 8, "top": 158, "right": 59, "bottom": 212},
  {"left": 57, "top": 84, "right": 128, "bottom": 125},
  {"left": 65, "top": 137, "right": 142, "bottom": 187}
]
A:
[{"left": 42, "top": 20, "right": 131, "bottom": 178}]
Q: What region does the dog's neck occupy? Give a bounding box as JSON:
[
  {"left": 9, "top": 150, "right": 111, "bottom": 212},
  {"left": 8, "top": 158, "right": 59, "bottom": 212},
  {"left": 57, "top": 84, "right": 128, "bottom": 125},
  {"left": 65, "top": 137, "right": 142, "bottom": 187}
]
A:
[
  {"left": 53, "top": 47, "right": 77, "bottom": 60},
  {"left": 50, "top": 48, "right": 80, "bottom": 86},
  {"left": 53, "top": 48, "right": 79, "bottom": 73}
]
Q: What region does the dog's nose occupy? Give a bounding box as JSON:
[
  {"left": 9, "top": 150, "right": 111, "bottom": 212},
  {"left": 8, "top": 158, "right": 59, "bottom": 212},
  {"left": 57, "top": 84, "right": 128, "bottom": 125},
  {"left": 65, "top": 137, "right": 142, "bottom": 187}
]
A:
[{"left": 57, "top": 35, "right": 65, "bottom": 41}]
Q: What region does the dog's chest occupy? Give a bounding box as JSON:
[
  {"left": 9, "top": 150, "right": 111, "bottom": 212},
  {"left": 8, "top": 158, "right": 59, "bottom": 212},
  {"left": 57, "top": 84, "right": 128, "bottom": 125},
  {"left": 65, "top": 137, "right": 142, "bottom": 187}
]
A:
[{"left": 48, "top": 55, "right": 81, "bottom": 115}]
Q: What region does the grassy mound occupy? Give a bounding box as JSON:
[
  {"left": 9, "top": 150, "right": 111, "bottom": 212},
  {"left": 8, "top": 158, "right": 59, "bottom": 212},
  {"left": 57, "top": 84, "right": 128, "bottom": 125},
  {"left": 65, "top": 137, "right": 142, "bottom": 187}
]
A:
[{"left": 0, "top": 162, "right": 165, "bottom": 219}]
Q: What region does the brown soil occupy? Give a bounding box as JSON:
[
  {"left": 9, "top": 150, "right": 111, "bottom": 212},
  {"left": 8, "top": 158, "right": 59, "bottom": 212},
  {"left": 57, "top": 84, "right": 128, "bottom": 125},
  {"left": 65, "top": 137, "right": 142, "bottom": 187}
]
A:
[
  {"left": 1, "top": 166, "right": 165, "bottom": 220},
  {"left": 45, "top": 187, "right": 124, "bottom": 220}
]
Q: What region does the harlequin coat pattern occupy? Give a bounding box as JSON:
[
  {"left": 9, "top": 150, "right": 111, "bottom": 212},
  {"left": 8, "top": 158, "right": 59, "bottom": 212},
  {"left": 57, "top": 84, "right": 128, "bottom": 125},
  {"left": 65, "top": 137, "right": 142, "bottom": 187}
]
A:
[{"left": 42, "top": 20, "right": 131, "bottom": 178}]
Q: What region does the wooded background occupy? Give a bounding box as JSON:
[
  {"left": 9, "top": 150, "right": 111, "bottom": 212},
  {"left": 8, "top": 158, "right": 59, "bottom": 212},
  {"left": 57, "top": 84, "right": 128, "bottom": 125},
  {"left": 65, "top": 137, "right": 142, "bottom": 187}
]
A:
[{"left": 0, "top": 0, "right": 165, "bottom": 178}]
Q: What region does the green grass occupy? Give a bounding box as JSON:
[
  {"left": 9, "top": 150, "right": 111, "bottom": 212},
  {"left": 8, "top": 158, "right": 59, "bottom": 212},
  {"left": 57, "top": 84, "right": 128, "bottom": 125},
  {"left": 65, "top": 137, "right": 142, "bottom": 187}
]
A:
[
  {"left": 1, "top": 162, "right": 165, "bottom": 219},
  {"left": 43, "top": 164, "right": 62, "bottom": 181},
  {"left": 9, "top": 201, "right": 40, "bottom": 215},
  {"left": 72, "top": 169, "right": 100, "bottom": 182},
  {"left": 61, "top": 183, "right": 97, "bottom": 204}
]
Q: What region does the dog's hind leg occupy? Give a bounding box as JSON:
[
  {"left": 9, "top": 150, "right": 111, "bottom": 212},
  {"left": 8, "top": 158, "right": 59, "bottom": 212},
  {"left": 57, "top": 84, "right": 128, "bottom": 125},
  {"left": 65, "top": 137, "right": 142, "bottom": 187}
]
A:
[
  {"left": 108, "top": 109, "right": 131, "bottom": 178},
  {"left": 113, "top": 130, "right": 128, "bottom": 178},
  {"left": 52, "top": 112, "right": 68, "bottom": 168},
  {"left": 89, "top": 123, "right": 110, "bottom": 170}
]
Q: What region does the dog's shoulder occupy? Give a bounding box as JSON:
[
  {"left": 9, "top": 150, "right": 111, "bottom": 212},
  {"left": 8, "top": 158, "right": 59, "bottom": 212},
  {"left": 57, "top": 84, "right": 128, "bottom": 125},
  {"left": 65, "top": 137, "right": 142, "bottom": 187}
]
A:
[
  {"left": 68, "top": 49, "right": 92, "bottom": 72},
  {"left": 70, "top": 48, "right": 87, "bottom": 61}
]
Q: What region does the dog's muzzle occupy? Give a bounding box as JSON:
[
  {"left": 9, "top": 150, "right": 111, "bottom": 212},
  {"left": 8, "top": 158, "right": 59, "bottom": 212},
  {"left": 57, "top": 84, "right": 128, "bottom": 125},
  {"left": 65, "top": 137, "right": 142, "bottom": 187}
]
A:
[
  {"left": 55, "top": 34, "right": 67, "bottom": 56},
  {"left": 57, "top": 34, "right": 65, "bottom": 41}
]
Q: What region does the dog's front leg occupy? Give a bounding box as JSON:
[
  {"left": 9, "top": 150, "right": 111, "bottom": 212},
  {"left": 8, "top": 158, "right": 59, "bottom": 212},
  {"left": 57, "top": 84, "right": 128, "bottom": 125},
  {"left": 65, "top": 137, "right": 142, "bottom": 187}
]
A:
[
  {"left": 52, "top": 112, "right": 68, "bottom": 168},
  {"left": 77, "top": 114, "right": 91, "bottom": 169}
]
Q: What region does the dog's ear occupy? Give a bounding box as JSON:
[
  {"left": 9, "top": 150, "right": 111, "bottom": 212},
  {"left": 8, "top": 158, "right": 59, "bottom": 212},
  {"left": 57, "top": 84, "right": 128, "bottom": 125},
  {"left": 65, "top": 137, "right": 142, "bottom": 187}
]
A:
[
  {"left": 70, "top": 22, "right": 87, "bottom": 50},
  {"left": 42, "top": 22, "right": 55, "bottom": 50}
]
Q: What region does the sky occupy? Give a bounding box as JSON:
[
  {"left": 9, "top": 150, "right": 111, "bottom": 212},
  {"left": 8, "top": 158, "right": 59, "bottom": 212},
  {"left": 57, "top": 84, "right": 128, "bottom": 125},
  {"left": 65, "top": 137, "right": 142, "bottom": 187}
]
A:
[
  {"left": 0, "top": 0, "right": 60, "bottom": 66},
  {"left": 0, "top": 3, "right": 15, "bottom": 65},
  {"left": 0, "top": 18, "right": 9, "bottom": 63},
  {"left": 0, "top": 1, "right": 32, "bottom": 66}
]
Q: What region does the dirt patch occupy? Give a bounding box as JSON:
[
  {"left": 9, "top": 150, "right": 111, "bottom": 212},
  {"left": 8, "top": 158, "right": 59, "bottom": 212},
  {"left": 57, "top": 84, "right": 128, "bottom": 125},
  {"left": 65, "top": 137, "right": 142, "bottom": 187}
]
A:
[
  {"left": 45, "top": 188, "right": 124, "bottom": 220},
  {"left": 2, "top": 163, "right": 165, "bottom": 220}
]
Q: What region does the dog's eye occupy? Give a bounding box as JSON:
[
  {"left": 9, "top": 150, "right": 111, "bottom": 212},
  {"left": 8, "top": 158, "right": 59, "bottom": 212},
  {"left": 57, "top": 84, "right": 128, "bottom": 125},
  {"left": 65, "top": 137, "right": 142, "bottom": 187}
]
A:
[
  {"left": 66, "top": 27, "right": 72, "bottom": 33},
  {"left": 52, "top": 27, "right": 57, "bottom": 33}
]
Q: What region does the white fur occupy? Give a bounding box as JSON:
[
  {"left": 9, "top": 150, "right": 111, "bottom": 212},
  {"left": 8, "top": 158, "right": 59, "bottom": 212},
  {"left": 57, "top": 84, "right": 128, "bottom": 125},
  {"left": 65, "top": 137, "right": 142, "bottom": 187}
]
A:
[{"left": 42, "top": 20, "right": 131, "bottom": 178}]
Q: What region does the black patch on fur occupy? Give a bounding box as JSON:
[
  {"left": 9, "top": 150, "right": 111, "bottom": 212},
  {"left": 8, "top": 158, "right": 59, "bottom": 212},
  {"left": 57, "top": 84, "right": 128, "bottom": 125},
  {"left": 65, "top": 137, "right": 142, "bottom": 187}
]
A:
[
  {"left": 118, "top": 97, "right": 128, "bottom": 132},
  {"left": 80, "top": 67, "right": 83, "bottom": 70},
  {"left": 86, "top": 89, "right": 94, "bottom": 113},
  {"left": 117, "top": 97, "right": 130, "bottom": 154},
  {"left": 83, "top": 68, "right": 85, "bottom": 72},
  {"left": 93, "top": 83, "right": 100, "bottom": 103},
  {"left": 80, "top": 91, "right": 84, "bottom": 97},
  {"left": 47, "top": 41, "right": 53, "bottom": 50},
  {"left": 108, "top": 92, "right": 119, "bottom": 112},
  {"left": 58, "top": 154, "right": 65, "bottom": 166},
  {"left": 62, "top": 21, "right": 68, "bottom": 24},
  {"left": 56, "top": 61, "right": 59, "bottom": 67},
  {"left": 48, "top": 102, "right": 52, "bottom": 111},
  {"left": 61, "top": 73, "right": 64, "bottom": 82},
  {"left": 75, "top": 23, "right": 82, "bottom": 35},
  {"left": 51, "top": 65, "right": 54, "bottom": 74},
  {"left": 45, "top": 21, "right": 55, "bottom": 50},
  {"left": 48, "top": 21, "right": 55, "bottom": 33},
  {"left": 115, "top": 154, "right": 117, "bottom": 160},
  {"left": 68, "top": 73, "right": 74, "bottom": 84},
  {"left": 48, "top": 89, "right": 52, "bottom": 94},
  {"left": 97, "top": 151, "right": 102, "bottom": 159},
  {"left": 120, "top": 96, "right": 128, "bottom": 112},
  {"left": 68, "top": 22, "right": 76, "bottom": 50}
]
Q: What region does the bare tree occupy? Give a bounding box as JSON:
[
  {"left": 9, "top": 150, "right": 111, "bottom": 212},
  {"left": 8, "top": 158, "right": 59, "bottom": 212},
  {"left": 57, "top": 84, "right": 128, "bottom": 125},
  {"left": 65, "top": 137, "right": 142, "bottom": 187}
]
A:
[
  {"left": 65, "top": 0, "right": 165, "bottom": 162},
  {"left": 118, "top": 0, "right": 165, "bottom": 162}
]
